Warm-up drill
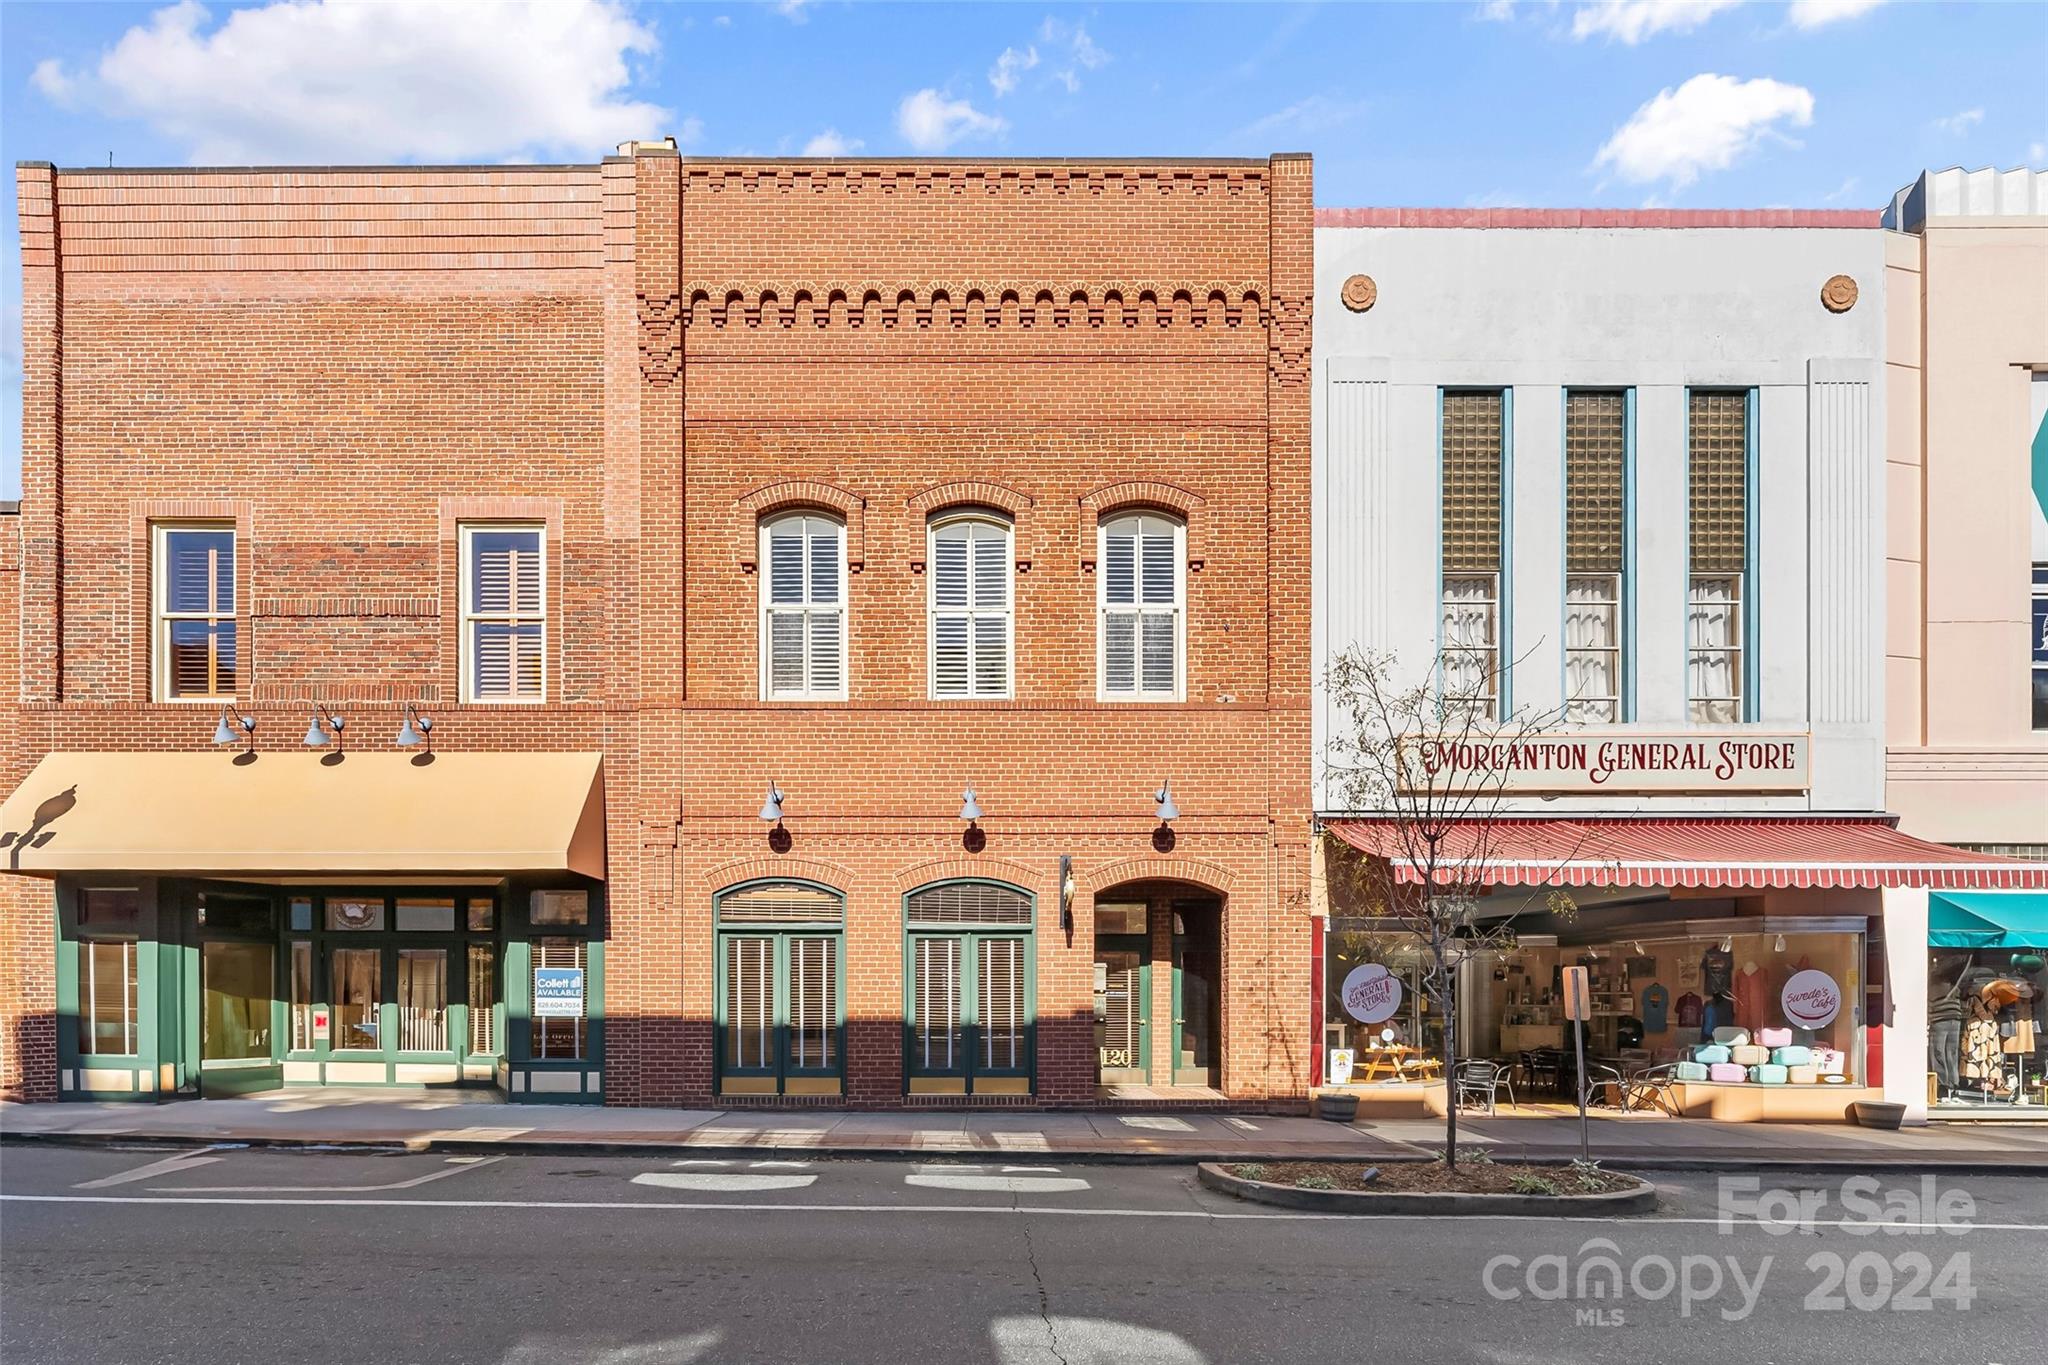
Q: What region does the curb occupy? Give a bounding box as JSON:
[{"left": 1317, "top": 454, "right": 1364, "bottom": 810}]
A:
[
  {"left": 1198, "top": 1161, "right": 1661, "bottom": 1216},
  {"left": 4, "top": 1129, "right": 2043, "bottom": 1174}
]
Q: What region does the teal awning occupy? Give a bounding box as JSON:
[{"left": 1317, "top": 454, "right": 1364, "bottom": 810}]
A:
[{"left": 1928, "top": 892, "right": 2048, "bottom": 949}]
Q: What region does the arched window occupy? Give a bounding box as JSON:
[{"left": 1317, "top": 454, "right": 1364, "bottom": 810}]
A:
[
  {"left": 928, "top": 513, "right": 1012, "bottom": 699},
  {"left": 904, "top": 881, "right": 1034, "bottom": 1096},
  {"left": 1098, "top": 512, "right": 1185, "bottom": 700},
  {"left": 760, "top": 513, "right": 846, "bottom": 700},
  {"left": 715, "top": 880, "right": 845, "bottom": 1097}
]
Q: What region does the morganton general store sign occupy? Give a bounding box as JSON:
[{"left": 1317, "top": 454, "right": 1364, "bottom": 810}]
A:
[{"left": 1399, "top": 733, "right": 1809, "bottom": 795}]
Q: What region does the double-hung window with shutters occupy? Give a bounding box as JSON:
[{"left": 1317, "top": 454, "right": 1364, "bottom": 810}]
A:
[
  {"left": 1564, "top": 391, "right": 1629, "bottom": 723},
  {"left": 715, "top": 882, "right": 845, "bottom": 1096},
  {"left": 1099, "top": 513, "right": 1185, "bottom": 701},
  {"left": 928, "top": 514, "right": 1013, "bottom": 699},
  {"left": 460, "top": 525, "right": 546, "bottom": 703},
  {"left": 1687, "top": 391, "right": 1752, "bottom": 723},
  {"left": 904, "top": 881, "right": 1034, "bottom": 1096},
  {"left": 154, "top": 524, "right": 238, "bottom": 701},
  {"left": 1440, "top": 391, "right": 1508, "bottom": 719},
  {"left": 760, "top": 513, "right": 846, "bottom": 700}
]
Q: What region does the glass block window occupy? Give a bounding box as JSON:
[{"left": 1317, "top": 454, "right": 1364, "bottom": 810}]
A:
[
  {"left": 1565, "top": 392, "right": 1627, "bottom": 723},
  {"left": 154, "top": 524, "right": 237, "bottom": 701},
  {"left": 1689, "top": 392, "right": 1750, "bottom": 722},
  {"left": 1441, "top": 392, "right": 1506, "bottom": 719}
]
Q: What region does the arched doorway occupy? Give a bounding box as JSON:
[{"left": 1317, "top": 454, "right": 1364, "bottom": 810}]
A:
[{"left": 1091, "top": 881, "right": 1223, "bottom": 1092}]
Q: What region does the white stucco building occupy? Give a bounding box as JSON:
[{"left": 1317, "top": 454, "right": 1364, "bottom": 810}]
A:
[{"left": 1309, "top": 206, "right": 2045, "bottom": 1123}]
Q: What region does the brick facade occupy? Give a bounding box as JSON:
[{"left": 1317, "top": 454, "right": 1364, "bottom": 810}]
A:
[{"left": 3, "top": 151, "right": 1313, "bottom": 1108}]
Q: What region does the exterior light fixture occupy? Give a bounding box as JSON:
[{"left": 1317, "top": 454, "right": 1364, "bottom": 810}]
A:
[
  {"left": 302, "top": 705, "right": 346, "bottom": 751},
  {"left": 212, "top": 705, "right": 256, "bottom": 753},
  {"left": 759, "top": 783, "right": 785, "bottom": 823},
  {"left": 1632, "top": 941, "right": 1645, "bottom": 957},
  {"left": 958, "top": 785, "right": 983, "bottom": 824},
  {"left": 395, "top": 703, "right": 433, "bottom": 749},
  {"left": 1774, "top": 933, "right": 1786, "bottom": 953},
  {"left": 1720, "top": 935, "right": 1733, "bottom": 954},
  {"left": 1153, "top": 779, "right": 1180, "bottom": 824}
]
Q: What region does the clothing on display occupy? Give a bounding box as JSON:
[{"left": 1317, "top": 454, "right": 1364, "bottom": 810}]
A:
[
  {"left": 1700, "top": 948, "right": 1734, "bottom": 998},
  {"left": 1734, "top": 963, "right": 1767, "bottom": 1034},
  {"left": 1641, "top": 983, "right": 1670, "bottom": 1034},
  {"left": 1675, "top": 991, "right": 1702, "bottom": 1030}
]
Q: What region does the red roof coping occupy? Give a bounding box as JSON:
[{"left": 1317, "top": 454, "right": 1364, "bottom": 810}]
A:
[{"left": 1315, "top": 207, "right": 1883, "bottom": 229}]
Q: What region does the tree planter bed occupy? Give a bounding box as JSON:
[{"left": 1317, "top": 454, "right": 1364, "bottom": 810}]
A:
[{"left": 1200, "top": 1160, "right": 1658, "bottom": 1216}]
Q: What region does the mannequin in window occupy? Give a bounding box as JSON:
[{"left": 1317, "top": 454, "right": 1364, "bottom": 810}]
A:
[{"left": 1927, "top": 956, "right": 1969, "bottom": 1098}]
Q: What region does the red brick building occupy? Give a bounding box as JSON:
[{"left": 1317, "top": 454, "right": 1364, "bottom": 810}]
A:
[{"left": 1, "top": 146, "right": 1312, "bottom": 1108}]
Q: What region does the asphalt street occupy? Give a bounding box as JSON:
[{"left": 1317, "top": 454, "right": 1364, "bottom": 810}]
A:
[{"left": 1, "top": 1144, "right": 2042, "bottom": 1365}]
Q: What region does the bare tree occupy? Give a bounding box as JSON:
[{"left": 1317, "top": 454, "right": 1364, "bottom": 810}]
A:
[{"left": 1321, "top": 644, "right": 1589, "bottom": 1170}]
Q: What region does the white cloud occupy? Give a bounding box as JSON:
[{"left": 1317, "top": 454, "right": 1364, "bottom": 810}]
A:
[
  {"left": 801, "top": 128, "right": 863, "bottom": 157},
  {"left": 27, "top": 0, "right": 673, "bottom": 163},
  {"left": 1786, "top": 0, "right": 1886, "bottom": 29},
  {"left": 676, "top": 117, "right": 707, "bottom": 148},
  {"left": 2031, "top": 141, "right": 2048, "bottom": 164},
  {"left": 1475, "top": 0, "right": 1518, "bottom": 20},
  {"left": 1233, "top": 94, "right": 1371, "bottom": 144},
  {"left": 1037, "top": 17, "right": 1110, "bottom": 93},
  {"left": 1572, "top": 0, "right": 1742, "bottom": 43},
  {"left": 1593, "top": 72, "right": 1814, "bottom": 189},
  {"left": 1930, "top": 107, "right": 1984, "bottom": 136},
  {"left": 895, "top": 89, "right": 1007, "bottom": 152},
  {"left": 988, "top": 45, "right": 1038, "bottom": 96},
  {"left": 773, "top": 0, "right": 811, "bottom": 22}
]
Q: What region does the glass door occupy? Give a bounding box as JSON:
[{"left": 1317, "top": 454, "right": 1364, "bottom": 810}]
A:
[{"left": 196, "top": 890, "right": 282, "bottom": 1096}]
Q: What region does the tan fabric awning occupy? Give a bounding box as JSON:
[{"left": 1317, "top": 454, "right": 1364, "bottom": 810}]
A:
[{"left": 0, "top": 751, "right": 605, "bottom": 879}]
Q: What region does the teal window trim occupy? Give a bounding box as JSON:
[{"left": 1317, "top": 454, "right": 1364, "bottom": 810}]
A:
[
  {"left": 1437, "top": 387, "right": 1512, "bottom": 716},
  {"left": 900, "top": 879, "right": 1038, "bottom": 1091},
  {"left": 713, "top": 878, "right": 847, "bottom": 1093},
  {"left": 1742, "top": 386, "right": 1760, "bottom": 721},
  {"left": 1559, "top": 387, "right": 1635, "bottom": 722}
]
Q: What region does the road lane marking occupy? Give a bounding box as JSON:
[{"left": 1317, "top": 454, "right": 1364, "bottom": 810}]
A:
[
  {"left": 907, "top": 1172, "right": 1091, "bottom": 1193},
  {"left": 632, "top": 1172, "right": 820, "bottom": 1191},
  {"left": 7, "top": 1193, "right": 2045, "bottom": 1230},
  {"left": 748, "top": 1160, "right": 811, "bottom": 1169},
  {"left": 159, "top": 1154, "right": 505, "bottom": 1193},
  {"left": 73, "top": 1152, "right": 224, "bottom": 1188}
]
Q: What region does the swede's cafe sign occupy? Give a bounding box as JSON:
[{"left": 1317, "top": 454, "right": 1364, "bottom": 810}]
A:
[{"left": 1398, "top": 733, "right": 1809, "bottom": 795}]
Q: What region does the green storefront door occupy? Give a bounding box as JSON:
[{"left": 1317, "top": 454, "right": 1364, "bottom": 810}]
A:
[{"left": 194, "top": 891, "right": 283, "bottom": 1096}]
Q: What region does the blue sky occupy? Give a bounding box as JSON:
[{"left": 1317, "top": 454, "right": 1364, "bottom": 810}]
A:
[{"left": 4, "top": 0, "right": 2045, "bottom": 496}]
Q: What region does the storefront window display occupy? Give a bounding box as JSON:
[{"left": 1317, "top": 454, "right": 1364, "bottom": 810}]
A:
[
  {"left": 1322, "top": 923, "right": 1447, "bottom": 1084},
  {"left": 1928, "top": 950, "right": 2045, "bottom": 1109}
]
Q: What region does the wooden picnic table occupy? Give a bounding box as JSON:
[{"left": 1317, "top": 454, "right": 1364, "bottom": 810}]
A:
[{"left": 1357, "top": 1045, "right": 1443, "bottom": 1082}]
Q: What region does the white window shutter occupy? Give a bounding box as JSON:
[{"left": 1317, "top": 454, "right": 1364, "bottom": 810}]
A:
[
  {"left": 932, "top": 533, "right": 969, "bottom": 609},
  {"left": 1104, "top": 528, "right": 1136, "bottom": 607},
  {"left": 807, "top": 608, "right": 842, "bottom": 693},
  {"left": 1104, "top": 611, "right": 1136, "bottom": 692},
  {"left": 971, "top": 530, "right": 1007, "bottom": 610},
  {"left": 768, "top": 527, "right": 806, "bottom": 605},
  {"left": 1140, "top": 526, "right": 1175, "bottom": 605},
  {"left": 933, "top": 616, "right": 969, "bottom": 697}
]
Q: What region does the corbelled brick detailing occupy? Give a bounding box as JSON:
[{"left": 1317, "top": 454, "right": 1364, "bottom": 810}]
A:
[{"left": 5, "top": 152, "right": 1313, "bottom": 1110}]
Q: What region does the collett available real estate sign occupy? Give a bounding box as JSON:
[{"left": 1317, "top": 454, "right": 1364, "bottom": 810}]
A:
[{"left": 1397, "top": 733, "right": 1810, "bottom": 795}]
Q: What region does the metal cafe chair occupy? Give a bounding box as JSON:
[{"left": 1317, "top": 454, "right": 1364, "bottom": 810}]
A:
[
  {"left": 1619, "top": 1061, "right": 1683, "bottom": 1116},
  {"left": 1454, "top": 1058, "right": 1516, "bottom": 1115}
]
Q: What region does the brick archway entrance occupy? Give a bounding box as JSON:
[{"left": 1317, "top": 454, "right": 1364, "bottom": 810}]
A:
[{"left": 1091, "top": 880, "right": 1225, "bottom": 1098}]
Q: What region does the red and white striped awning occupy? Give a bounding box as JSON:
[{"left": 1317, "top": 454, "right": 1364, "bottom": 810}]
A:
[{"left": 1322, "top": 817, "right": 2048, "bottom": 891}]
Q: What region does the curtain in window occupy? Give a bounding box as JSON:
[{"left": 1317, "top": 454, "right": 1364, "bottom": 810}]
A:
[
  {"left": 79, "top": 940, "right": 138, "bottom": 1056},
  {"left": 467, "top": 528, "right": 544, "bottom": 700},
  {"left": 764, "top": 515, "right": 844, "bottom": 697},
  {"left": 931, "top": 519, "right": 1011, "bottom": 697},
  {"left": 1688, "top": 576, "right": 1741, "bottom": 723},
  {"left": 1439, "top": 575, "right": 1498, "bottom": 714},
  {"left": 911, "top": 937, "right": 962, "bottom": 1070},
  {"left": 1101, "top": 514, "right": 1181, "bottom": 696},
  {"left": 1564, "top": 575, "right": 1619, "bottom": 723}
]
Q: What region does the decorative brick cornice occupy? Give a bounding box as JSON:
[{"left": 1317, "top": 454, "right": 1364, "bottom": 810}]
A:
[
  {"left": 682, "top": 283, "right": 1267, "bottom": 332},
  {"left": 1079, "top": 855, "right": 1236, "bottom": 897},
  {"left": 1077, "top": 480, "right": 1208, "bottom": 572},
  {"left": 697, "top": 853, "right": 859, "bottom": 897},
  {"left": 683, "top": 165, "right": 1266, "bottom": 199},
  {"left": 1267, "top": 292, "right": 1311, "bottom": 386},
  {"left": 892, "top": 856, "right": 1042, "bottom": 897},
  {"left": 252, "top": 596, "right": 436, "bottom": 619},
  {"left": 734, "top": 479, "right": 866, "bottom": 573}
]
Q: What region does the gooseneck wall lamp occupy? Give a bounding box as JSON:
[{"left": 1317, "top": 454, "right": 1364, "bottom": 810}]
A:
[
  {"left": 395, "top": 703, "right": 434, "bottom": 750},
  {"left": 1154, "top": 778, "right": 1180, "bottom": 824},
  {"left": 302, "top": 705, "right": 346, "bottom": 751},
  {"left": 958, "top": 785, "right": 983, "bottom": 825},
  {"left": 759, "top": 782, "right": 786, "bottom": 824},
  {"left": 212, "top": 705, "right": 257, "bottom": 754}
]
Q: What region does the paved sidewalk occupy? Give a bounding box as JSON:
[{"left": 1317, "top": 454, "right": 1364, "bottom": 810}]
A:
[{"left": 4, "top": 1090, "right": 2045, "bottom": 1170}]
